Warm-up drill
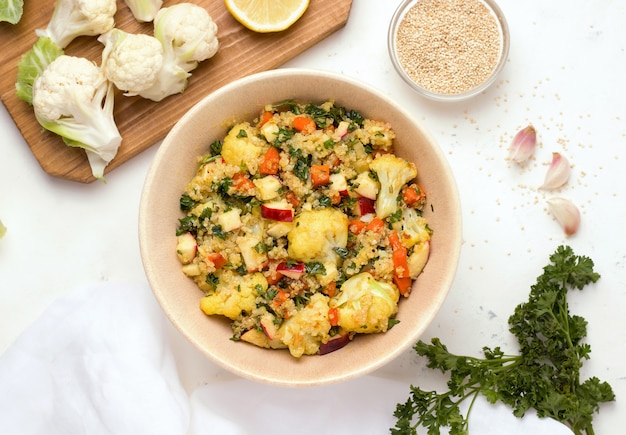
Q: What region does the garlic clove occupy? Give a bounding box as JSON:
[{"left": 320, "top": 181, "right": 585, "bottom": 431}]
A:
[
  {"left": 546, "top": 197, "right": 580, "bottom": 236},
  {"left": 539, "top": 152, "right": 570, "bottom": 190},
  {"left": 507, "top": 125, "right": 536, "bottom": 163}
]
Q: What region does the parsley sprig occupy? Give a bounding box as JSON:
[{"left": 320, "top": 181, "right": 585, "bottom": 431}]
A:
[{"left": 392, "top": 245, "right": 615, "bottom": 435}]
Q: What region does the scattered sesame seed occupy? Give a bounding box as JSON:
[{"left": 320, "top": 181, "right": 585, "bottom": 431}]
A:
[{"left": 395, "top": 0, "right": 503, "bottom": 95}]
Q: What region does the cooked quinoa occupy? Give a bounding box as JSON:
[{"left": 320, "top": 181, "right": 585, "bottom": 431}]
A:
[{"left": 175, "top": 100, "right": 432, "bottom": 358}]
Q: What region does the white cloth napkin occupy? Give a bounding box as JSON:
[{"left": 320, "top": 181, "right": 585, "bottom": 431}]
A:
[{"left": 0, "top": 282, "right": 572, "bottom": 435}]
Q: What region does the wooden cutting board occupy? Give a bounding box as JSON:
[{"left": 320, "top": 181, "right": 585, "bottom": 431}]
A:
[{"left": 0, "top": 0, "right": 353, "bottom": 183}]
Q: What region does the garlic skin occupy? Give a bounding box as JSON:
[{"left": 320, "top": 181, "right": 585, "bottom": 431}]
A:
[
  {"left": 507, "top": 125, "right": 536, "bottom": 163},
  {"left": 547, "top": 197, "right": 580, "bottom": 236},
  {"left": 540, "top": 152, "right": 570, "bottom": 190}
]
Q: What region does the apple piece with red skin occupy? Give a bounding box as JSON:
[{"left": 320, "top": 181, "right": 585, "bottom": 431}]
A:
[
  {"left": 353, "top": 171, "right": 379, "bottom": 200},
  {"left": 261, "top": 201, "right": 294, "bottom": 222},
  {"left": 356, "top": 196, "right": 376, "bottom": 216},
  {"left": 259, "top": 315, "right": 279, "bottom": 340},
  {"left": 329, "top": 173, "right": 349, "bottom": 198},
  {"left": 319, "top": 332, "right": 351, "bottom": 355},
  {"left": 332, "top": 121, "right": 350, "bottom": 141},
  {"left": 276, "top": 261, "right": 305, "bottom": 280}
]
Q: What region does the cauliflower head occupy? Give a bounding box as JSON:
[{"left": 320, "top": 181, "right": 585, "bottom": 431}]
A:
[
  {"left": 200, "top": 271, "right": 267, "bottom": 320},
  {"left": 154, "top": 3, "right": 219, "bottom": 73},
  {"left": 276, "top": 293, "right": 332, "bottom": 358},
  {"left": 330, "top": 272, "right": 399, "bottom": 333},
  {"left": 37, "top": 0, "right": 116, "bottom": 48},
  {"left": 287, "top": 208, "right": 349, "bottom": 285},
  {"left": 32, "top": 55, "right": 121, "bottom": 181},
  {"left": 370, "top": 154, "right": 417, "bottom": 219},
  {"left": 99, "top": 29, "right": 164, "bottom": 96}
]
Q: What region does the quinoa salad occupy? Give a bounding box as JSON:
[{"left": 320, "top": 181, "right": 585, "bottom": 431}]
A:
[{"left": 175, "top": 100, "right": 432, "bottom": 358}]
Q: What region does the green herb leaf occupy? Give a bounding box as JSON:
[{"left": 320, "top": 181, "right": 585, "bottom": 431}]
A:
[{"left": 392, "top": 245, "right": 614, "bottom": 435}]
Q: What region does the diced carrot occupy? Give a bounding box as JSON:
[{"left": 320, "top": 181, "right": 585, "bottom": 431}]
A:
[
  {"left": 258, "top": 111, "right": 273, "bottom": 127},
  {"left": 310, "top": 164, "right": 330, "bottom": 187},
  {"left": 365, "top": 217, "right": 385, "bottom": 233},
  {"left": 328, "top": 307, "right": 340, "bottom": 326},
  {"left": 232, "top": 173, "right": 255, "bottom": 191},
  {"left": 322, "top": 281, "right": 337, "bottom": 298},
  {"left": 393, "top": 275, "right": 412, "bottom": 296},
  {"left": 273, "top": 289, "right": 289, "bottom": 305},
  {"left": 403, "top": 184, "right": 426, "bottom": 206},
  {"left": 265, "top": 268, "right": 283, "bottom": 285},
  {"left": 389, "top": 230, "right": 411, "bottom": 295},
  {"left": 349, "top": 219, "right": 367, "bottom": 234},
  {"left": 285, "top": 190, "right": 300, "bottom": 208},
  {"left": 259, "top": 147, "right": 280, "bottom": 175},
  {"left": 329, "top": 191, "right": 342, "bottom": 205},
  {"left": 206, "top": 253, "right": 227, "bottom": 269},
  {"left": 293, "top": 116, "right": 316, "bottom": 134}
]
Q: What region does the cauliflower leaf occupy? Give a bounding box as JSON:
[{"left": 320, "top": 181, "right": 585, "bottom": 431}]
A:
[
  {"left": 16, "top": 37, "right": 64, "bottom": 105},
  {"left": 0, "top": 0, "right": 23, "bottom": 24}
]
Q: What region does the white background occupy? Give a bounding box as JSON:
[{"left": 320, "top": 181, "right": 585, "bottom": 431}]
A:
[{"left": 1, "top": 1, "right": 624, "bottom": 433}]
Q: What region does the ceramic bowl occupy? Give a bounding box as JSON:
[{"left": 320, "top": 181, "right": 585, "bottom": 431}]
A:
[{"left": 139, "top": 68, "right": 462, "bottom": 386}]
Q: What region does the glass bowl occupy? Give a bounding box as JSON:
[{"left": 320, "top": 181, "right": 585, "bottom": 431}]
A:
[{"left": 388, "top": 0, "right": 510, "bottom": 102}]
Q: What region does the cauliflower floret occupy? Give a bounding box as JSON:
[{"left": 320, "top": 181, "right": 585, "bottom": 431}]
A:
[
  {"left": 99, "top": 29, "right": 164, "bottom": 96},
  {"left": 200, "top": 271, "right": 267, "bottom": 320},
  {"left": 37, "top": 0, "right": 116, "bottom": 49},
  {"left": 154, "top": 3, "right": 219, "bottom": 72},
  {"left": 392, "top": 207, "right": 432, "bottom": 249},
  {"left": 369, "top": 154, "right": 417, "bottom": 219},
  {"left": 276, "top": 293, "right": 332, "bottom": 358},
  {"left": 137, "top": 3, "right": 219, "bottom": 101},
  {"left": 330, "top": 272, "right": 399, "bottom": 333},
  {"left": 221, "top": 123, "right": 266, "bottom": 174},
  {"left": 32, "top": 55, "right": 121, "bottom": 181},
  {"left": 287, "top": 208, "right": 349, "bottom": 285}
]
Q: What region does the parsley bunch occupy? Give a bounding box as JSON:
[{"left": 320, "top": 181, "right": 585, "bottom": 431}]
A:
[{"left": 392, "top": 246, "right": 615, "bottom": 435}]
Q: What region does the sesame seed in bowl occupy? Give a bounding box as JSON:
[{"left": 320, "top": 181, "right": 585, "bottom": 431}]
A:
[{"left": 388, "top": 0, "right": 510, "bottom": 102}]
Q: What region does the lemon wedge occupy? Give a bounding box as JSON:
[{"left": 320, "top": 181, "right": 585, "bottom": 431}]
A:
[{"left": 225, "top": 0, "right": 310, "bottom": 33}]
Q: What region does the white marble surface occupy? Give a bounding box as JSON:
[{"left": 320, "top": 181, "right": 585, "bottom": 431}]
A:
[{"left": 0, "top": 0, "right": 624, "bottom": 433}]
